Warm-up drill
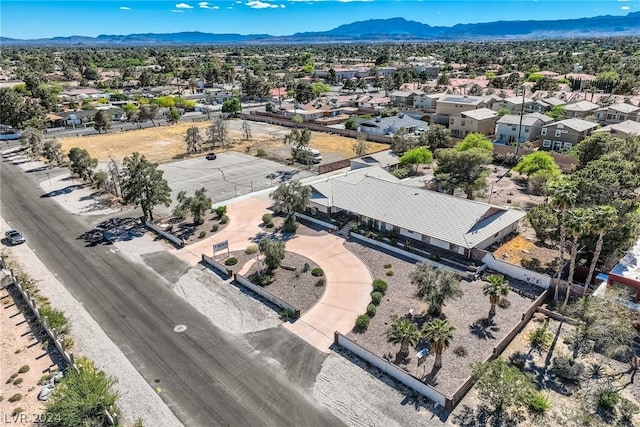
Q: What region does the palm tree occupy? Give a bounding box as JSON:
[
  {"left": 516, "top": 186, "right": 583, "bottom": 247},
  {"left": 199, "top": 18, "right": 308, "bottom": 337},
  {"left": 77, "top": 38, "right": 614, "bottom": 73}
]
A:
[
  {"left": 563, "top": 208, "right": 588, "bottom": 308},
  {"left": 482, "top": 274, "right": 510, "bottom": 317},
  {"left": 386, "top": 316, "right": 421, "bottom": 359},
  {"left": 583, "top": 205, "right": 618, "bottom": 296},
  {"left": 549, "top": 179, "right": 578, "bottom": 303},
  {"left": 422, "top": 319, "right": 456, "bottom": 369}
]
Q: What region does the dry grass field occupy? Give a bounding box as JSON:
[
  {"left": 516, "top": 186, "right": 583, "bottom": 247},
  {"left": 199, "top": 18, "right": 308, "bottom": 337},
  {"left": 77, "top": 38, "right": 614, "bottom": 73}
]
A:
[{"left": 57, "top": 121, "right": 388, "bottom": 164}]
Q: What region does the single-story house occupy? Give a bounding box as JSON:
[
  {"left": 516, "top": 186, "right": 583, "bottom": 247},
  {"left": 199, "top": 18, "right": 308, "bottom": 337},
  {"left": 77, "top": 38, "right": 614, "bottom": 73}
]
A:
[
  {"left": 307, "top": 167, "right": 526, "bottom": 259},
  {"left": 349, "top": 150, "right": 401, "bottom": 170},
  {"left": 448, "top": 108, "right": 498, "bottom": 139},
  {"left": 539, "top": 118, "right": 600, "bottom": 152},
  {"left": 358, "top": 113, "right": 428, "bottom": 136},
  {"left": 494, "top": 113, "right": 554, "bottom": 144},
  {"left": 592, "top": 120, "right": 640, "bottom": 139}
]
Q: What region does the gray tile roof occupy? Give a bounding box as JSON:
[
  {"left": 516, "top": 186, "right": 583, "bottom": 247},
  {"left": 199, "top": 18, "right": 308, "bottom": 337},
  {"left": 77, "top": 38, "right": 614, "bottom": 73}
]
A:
[
  {"left": 546, "top": 118, "right": 600, "bottom": 132},
  {"left": 497, "top": 113, "right": 547, "bottom": 126},
  {"left": 564, "top": 100, "right": 599, "bottom": 112},
  {"left": 462, "top": 108, "right": 498, "bottom": 121},
  {"left": 311, "top": 174, "right": 525, "bottom": 249},
  {"left": 593, "top": 120, "right": 640, "bottom": 136}
]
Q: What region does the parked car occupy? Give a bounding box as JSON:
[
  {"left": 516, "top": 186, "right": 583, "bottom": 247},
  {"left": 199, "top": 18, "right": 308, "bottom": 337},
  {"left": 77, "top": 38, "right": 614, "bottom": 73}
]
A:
[
  {"left": 206, "top": 153, "right": 217, "bottom": 160},
  {"left": 5, "top": 230, "right": 25, "bottom": 245}
]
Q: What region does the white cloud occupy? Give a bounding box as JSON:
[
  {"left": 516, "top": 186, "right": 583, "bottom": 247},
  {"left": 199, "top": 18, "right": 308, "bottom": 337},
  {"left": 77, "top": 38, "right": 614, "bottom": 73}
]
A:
[
  {"left": 175, "top": 3, "right": 194, "bottom": 8},
  {"left": 227, "top": 5, "right": 234, "bottom": 8},
  {"left": 246, "top": 0, "right": 279, "bottom": 8},
  {"left": 119, "top": 6, "right": 130, "bottom": 10},
  {"left": 171, "top": 9, "right": 184, "bottom": 12},
  {"left": 199, "top": 1, "right": 210, "bottom": 7},
  {"left": 621, "top": 5, "right": 630, "bottom": 9},
  {"left": 280, "top": 3, "right": 286, "bottom": 6},
  {"left": 213, "top": 5, "right": 220, "bottom": 8}
]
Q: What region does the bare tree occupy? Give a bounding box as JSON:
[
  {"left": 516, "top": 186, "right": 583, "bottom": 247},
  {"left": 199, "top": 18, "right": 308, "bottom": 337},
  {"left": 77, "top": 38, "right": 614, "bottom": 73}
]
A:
[
  {"left": 352, "top": 133, "right": 370, "bottom": 156},
  {"left": 207, "top": 117, "right": 229, "bottom": 148},
  {"left": 185, "top": 125, "right": 203, "bottom": 153},
  {"left": 242, "top": 120, "right": 252, "bottom": 140}
]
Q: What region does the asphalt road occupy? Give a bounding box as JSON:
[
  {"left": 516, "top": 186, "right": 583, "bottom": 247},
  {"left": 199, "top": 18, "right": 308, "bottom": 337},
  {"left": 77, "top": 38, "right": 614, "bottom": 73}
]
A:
[{"left": 1, "top": 151, "right": 342, "bottom": 426}]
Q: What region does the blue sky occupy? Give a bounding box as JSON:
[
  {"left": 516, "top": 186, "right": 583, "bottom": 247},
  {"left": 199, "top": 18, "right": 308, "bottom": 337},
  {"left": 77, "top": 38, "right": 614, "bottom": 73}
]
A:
[{"left": 1, "top": 0, "right": 637, "bottom": 39}]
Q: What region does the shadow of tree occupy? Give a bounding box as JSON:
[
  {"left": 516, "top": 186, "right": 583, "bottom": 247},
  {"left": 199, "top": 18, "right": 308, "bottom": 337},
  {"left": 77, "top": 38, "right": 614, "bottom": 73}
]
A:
[
  {"left": 452, "top": 404, "right": 526, "bottom": 427},
  {"left": 469, "top": 317, "right": 500, "bottom": 340}
]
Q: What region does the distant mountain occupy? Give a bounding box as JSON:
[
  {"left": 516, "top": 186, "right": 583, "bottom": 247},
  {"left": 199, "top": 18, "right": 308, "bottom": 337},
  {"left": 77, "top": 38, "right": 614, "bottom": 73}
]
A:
[{"left": 2, "top": 12, "right": 638, "bottom": 45}]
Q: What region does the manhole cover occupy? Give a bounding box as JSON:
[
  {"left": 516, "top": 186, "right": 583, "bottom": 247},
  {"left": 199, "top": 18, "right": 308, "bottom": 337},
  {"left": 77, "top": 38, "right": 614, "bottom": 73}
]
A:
[{"left": 174, "top": 325, "right": 187, "bottom": 333}]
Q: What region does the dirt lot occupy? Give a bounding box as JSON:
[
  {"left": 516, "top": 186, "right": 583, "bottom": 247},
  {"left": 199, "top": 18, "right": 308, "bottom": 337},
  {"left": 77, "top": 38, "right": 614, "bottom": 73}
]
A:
[
  {"left": 474, "top": 165, "right": 545, "bottom": 209},
  {"left": 57, "top": 120, "right": 388, "bottom": 165}
]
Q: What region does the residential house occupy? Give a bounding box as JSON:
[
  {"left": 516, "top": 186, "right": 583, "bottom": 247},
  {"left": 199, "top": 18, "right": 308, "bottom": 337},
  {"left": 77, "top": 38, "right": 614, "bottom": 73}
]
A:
[
  {"left": 61, "top": 110, "right": 97, "bottom": 127},
  {"left": 390, "top": 90, "right": 424, "bottom": 108},
  {"left": 358, "top": 113, "right": 428, "bottom": 136},
  {"left": 449, "top": 108, "right": 498, "bottom": 139},
  {"left": 433, "top": 95, "right": 490, "bottom": 125},
  {"left": 307, "top": 167, "right": 526, "bottom": 259},
  {"left": 495, "top": 113, "right": 554, "bottom": 144},
  {"left": 280, "top": 107, "right": 324, "bottom": 121},
  {"left": 413, "top": 93, "right": 446, "bottom": 109},
  {"left": 491, "top": 96, "right": 537, "bottom": 114},
  {"left": 354, "top": 95, "right": 390, "bottom": 109},
  {"left": 349, "top": 150, "right": 401, "bottom": 171},
  {"left": 595, "top": 103, "right": 640, "bottom": 125},
  {"left": 539, "top": 118, "right": 600, "bottom": 152},
  {"left": 563, "top": 100, "right": 600, "bottom": 119},
  {"left": 592, "top": 120, "right": 640, "bottom": 139},
  {"left": 531, "top": 97, "right": 566, "bottom": 113}
]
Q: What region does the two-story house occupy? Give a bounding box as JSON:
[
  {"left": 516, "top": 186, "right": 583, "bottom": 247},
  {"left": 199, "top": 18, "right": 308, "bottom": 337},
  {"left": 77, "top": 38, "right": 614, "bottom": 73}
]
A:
[
  {"left": 495, "top": 113, "right": 555, "bottom": 144},
  {"left": 449, "top": 108, "right": 498, "bottom": 139},
  {"left": 563, "top": 100, "right": 600, "bottom": 119},
  {"left": 491, "top": 96, "right": 537, "bottom": 114},
  {"left": 433, "top": 95, "right": 490, "bottom": 125},
  {"left": 592, "top": 120, "right": 640, "bottom": 139},
  {"left": 539, "top": 118, "right": 599, "bottom": 152},
  {"left": 389, "top": 90, "right": 424, "bottom": 108},
  {"left": 594, "top": 103, "right": 640, "bottom": 125}
]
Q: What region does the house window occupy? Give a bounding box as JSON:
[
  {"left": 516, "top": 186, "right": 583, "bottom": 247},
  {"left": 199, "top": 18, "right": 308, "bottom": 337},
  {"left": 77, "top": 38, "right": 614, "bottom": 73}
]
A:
[
  {"left": 524, "top": 126, "right": 530, "bottom": 132},
  {"left": 555, "top": 129, "right": 562, "bottom": 137},
  {"left": 563, "top": 142, "right": 573, "bottom": 150},
  {"left": 449, "top": 243, "right": 460, "bottom": 253},
  {"left": 542, "top": 139, "right": 551, "bottom": 147},
  {"left": 541, "top": 128, "right": 547, "bottom": 136},
  {"left": 511, "top": 126, "right": 517, "bottom": 131}
]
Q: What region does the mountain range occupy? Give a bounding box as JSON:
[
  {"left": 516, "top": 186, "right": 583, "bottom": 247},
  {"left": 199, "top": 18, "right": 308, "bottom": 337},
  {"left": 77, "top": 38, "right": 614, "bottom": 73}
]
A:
[{"left": 1, "top": 12, "right": 639, "bottom": 45}]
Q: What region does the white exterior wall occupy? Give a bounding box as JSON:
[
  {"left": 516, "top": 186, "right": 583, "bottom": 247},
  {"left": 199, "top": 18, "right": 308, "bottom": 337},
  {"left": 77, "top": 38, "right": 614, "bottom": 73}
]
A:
[
  {"left": 430, "top": 237, "right": 450, "bottom": 250},
  {"left": 476, "top": 222, "right": 518, "bottom": 250},
  {"left": 399, "top": 228, "right": 422, "bottom": 240}
]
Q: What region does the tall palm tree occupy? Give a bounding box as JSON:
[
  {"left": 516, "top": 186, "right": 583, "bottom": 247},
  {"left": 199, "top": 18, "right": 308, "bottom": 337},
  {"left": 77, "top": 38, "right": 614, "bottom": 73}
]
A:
[
  {"left": 563, "top": 208, "right": 588, "bottom": 308},
  {"left": 422, "top": 319, "right": 456, "bottom": 369},
  {"left": 583, "top": 205, "right": 618, "bottom": 296},
  {"left": 482, "top": 274, "right": 510, "bottom": 317},
  {"left": 549, "top": 179, "right": 578, "bottom": 303},
  {"left": 386, "top": 316, "right": 421, "bottom": 358}
]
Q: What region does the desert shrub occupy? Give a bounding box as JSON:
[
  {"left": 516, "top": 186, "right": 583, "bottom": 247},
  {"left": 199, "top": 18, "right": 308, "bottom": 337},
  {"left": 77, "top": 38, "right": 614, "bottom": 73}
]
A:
[
  {"left": 278, "top": 310, "right": 293, "bottom": 321},
  {"left": 210, "top": 223, "right": 219, "bottom": 232},
  {"left": 38, "top": 374, "right": 53, "bottom": 385},
  {"left": 13, "top": 378, "right": 23, "bottom": 386},
  {"left": 371, "top": 291, "right": 383, "bottom": 305},
  {"left": 385, "top": 270, "right": 394, "bottom": 277},
  {"left": 384, "top": 263, "right": 392, "bottom": 269},
  {"left": 39, "top": 305, "right": 69, "bottom": 335},
  {"left": 372, "top": 279, "right": 388, "bottom": 294},
  {"left": 245, "top": 244, "right": 258, "bottom": 254},
  {"left": 8, "top": 393, "right": 22, "bottom": 402},
  {"left": 529, "top": 321, "right": 553, "bottom": 352},
  {"left": 355, "top": 314, "right": 370, "bottom": 331},
  {"left": 316, "top": 278, "right": 325, "bottom": 287},
  {"left": 453, "top": 346, "right": 468, "bottom": 357},
  {"left": 220, "top": 214, "right": 229, "bottom": 224},
  {"left": 553, "top": 355, "right": 585, "bottom": 382},
  {"left": 528, "top": 392, "right": 552, "bottom": 413},
  {"left": 588, "top": 362, "right": 604, "bottom": 379},
  {"left": 214, "top": 205, "right": 227, "bottom": 218},
  {"left": 198, "top": 231, "right": 206, "bottom": 239},
  {"left": 256, "top": 148, "right": 267, "bottom": 157},
  {"left": 11, "top": 408, "right": 24, "bottom": 416},
  {"left": 261, "top": 213, "right": 273, "bottom": 224},
  {"left": 251, "top": 273, "right": 272, "bottom": 287},
  {"left": 302, "top": 262, "right": 310, "bottom": 273},
  {"left": 508, "top": 351, "right": 527, "bottom": 370},
  {"left": 283, "top": 216, "right": 298, "bottom": 232},
  {"left": 498, "top": 298, "right": 511, "bottom": 309},
  {"left": 619, "top": 397, "right": 640, "bottom": 422},
  {"left": 311, "top": 268, "right": 324, "bottom": 277},
  {"left": 597, "top": 389, "right": 620, "bottom": 411},
  {"left": 366, "top": 304, "right": 377, "bottom": 317},
  {"left": 265, "top": 221, "right": 274, "bottom": 228},
  {"left": 7, "top": 373, "right": 18, "bottom": 384},
  {"left": 224, "top": 257, "right": 238, "bottom": 266}
]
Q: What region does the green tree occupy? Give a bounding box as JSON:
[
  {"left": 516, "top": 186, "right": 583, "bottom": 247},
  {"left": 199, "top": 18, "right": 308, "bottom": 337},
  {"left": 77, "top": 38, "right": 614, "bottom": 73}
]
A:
[
  {"left": 270, "top": 180, "right": 311, "bottom": 221},
  {"left": 93, "top": 170, "right": 108, "bottom": 191},
  {"left": 583, "top": 205, "right": 618, "bottom": 296},
  {"left": 390, "top": 128, "right": 413, "bottom": 155},
  {"left": 284, "top": 128, "right": 312, "bottom": 163},
  {"left": 44, "top": 358, "right": 119, "bottom": 427},
  {"left": 174, "top": 187, "right": 212, "bottom": 225},
  {"left": 185, "top": 125, "right": 202, "bottom": 154},
  {"left": 455, "top": 133, "right": 494, "bottom": 153},
  {"left": 42, "top": 139, "right": 65, "bottom": 166},
  {"left": 496, "top": 108, "right": 511, "bottom": 118},
  {"left": 434, "top": 148, "right": 493, "bottom": 199},
  {"left": 526, "top": 203, "right": 558, "bottom": 245},
  {"left": 549, "top": 178, "right": 578, "bottom": 303},
  {"left": 473, "top": 359, "right": 534, "bottom": 414},
  {"left": 545, "top": 105, "right": 566, "bottom": 121},
  {"left": 93, "top": 110, "right": 112, "bottom": 134},
  {"left": 258, "top": 237, "right": 286, "bottom": 271},
  {"left": 166, "top": 107, "right": 180, "bottom": 124},
  {"left": 420, "top": 124, "right": 451, "bottom": 151},
  {"left": 410, "top": 262, "right": 462, "bottom": 316},
  {"left": 0, "top": 87, "right": 45, "bottom": 129},
  {"left": 513, "top": 151, "right": 560, "bottom": 181},
  {"left": 207, "top": 117, "right": 229, "bottom": 148},
  {"left": 68, "top": 147, "right": 98, "bottom": 182},
  {"left": 422, "top": 318, "right": 455, "bottom": 369},
  {"left": 20, "top": 127, "right": 45, "bottom": 158},
  {"left": 574, "top": 133, "right": 621, "bottom": 169},
  {"left": 483, "top": 274, "right": 510, "bottom": 317},
  {"left": 386, "top": 316, "right": 421, "bottom": 359},
  {"left": 122, "top": 152, "right": 172, "bottom": 221},
  {"left": 344, "top": 117, "right": 358, "bottom": 131},
  {"left": 352, "top": 133, "right": 369, "bottom": 156},
  {"left": 563, "top": 208, "right": 588, "bottom": 308},
  {"left": 221, "top": 98, "right": 241, "bottom": 114},
  {"left": 138, "top": 104, "right": 159, "bottom": 126},
  {"left": 399, "top": 147, "right": 433, "bottom": 173},
  {"left": 294, "top": 82, "right": 315, "bottom": 104}
]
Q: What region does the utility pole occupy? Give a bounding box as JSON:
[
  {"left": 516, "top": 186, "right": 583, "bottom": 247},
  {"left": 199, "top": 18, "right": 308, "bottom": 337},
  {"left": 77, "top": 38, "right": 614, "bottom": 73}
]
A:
[{"left": 514, "top": 85, "right": 526, "bottom": 157}]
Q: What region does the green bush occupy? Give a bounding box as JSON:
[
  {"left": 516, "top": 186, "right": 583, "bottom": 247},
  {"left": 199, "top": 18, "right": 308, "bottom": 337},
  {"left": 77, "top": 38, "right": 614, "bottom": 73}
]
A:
[
  {"left": 372, "top": 279, "right": 388, "bottom": 294},
  {"left": 198, "top": 231, "right": 206, "bottom": 239},
  {"left": 40, "top": 305, "right": 69, "bottom": 335},
  {"left": 256, "top": 148, "right": 267, "bottom": 157},
  {"left": 220, "top": 214, "right": 229, "bottom": 224},
  {"left": 245, "top": 244, "right": 258, "bottom": 254},
  {"left": 355, "top": 314, "right": 370, "bottom": 331},
  {"left": 528, "top": 322, "right": 553, "bottom": 352},
  {"left": 214, "top": 205, "right": 227, "bottom": 218},
  {"left": 385, "top": 270, "right": 394, "bottom": 277},
  {"left": 224, "top": 257, "right": 238, "bottom": 266},
  {"left": 619, "top": 397, "right": 640, "bottom": 422},
  {"left": 38, "top": 374, "right": 53, "bottom": 386},
  {"left": 11, "top": 408, "right": 24, "bottom": 416},
  {"left": 210, "top": 223, "right": 219, "bottom": 232},
  {"left": 371, "top": 291, "right": 383, "bottom": 305},
  {"left": 366, "top": 304, "right": 377, "bottom": 317},
  {"left": 8, "top": 393, "right": 22, "bottom": 403},
  {"left": 13, "top": 378, "right": 23, "bottom": 386},
  {"left": 597, "top": 389, "right": 620, "bottom": 411},
  {"left": 251, "top": 273, "right": 272, "bottom": 287},
  {"left": 316, "top": 278, "right": 325, "bottom": 287},
  {"left": 283, "top": 217, "right": 298, "bottom": 232},
  {"left": 498, "top": 298, "right": 511, "bottom": 309},
  {"left": 265, "top": 221, "right": 275, "bottom": 229},
  {"left": 261, "top": 213, "right": 273, "bottom": 224},
  {"left": 311, "top": 268, "right": 324, "bottom": 277},
  {"left": 279, "top": 310, "right": 293, "bottom": 321},
  {"left": 7, "top": 373, "right": 18, "bottom": 384},
  {"left": 302, "top": 262, "right": 310, "bottom": 273},
  {"left": 453, "top": 346, "right": 468, "bottom": 357},
  {"left": 528, "top": 392, "right": 552, "bottom": 413},
  {"left": 384, "top": 263, "right": 392, "bottom": 269},
  {"left": 552, "top": 355, "right": 585, "bottom": 382}
]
